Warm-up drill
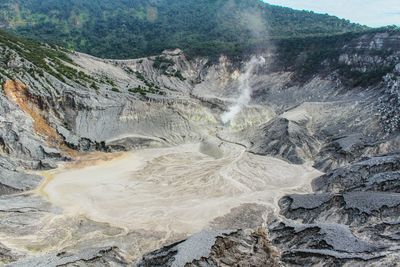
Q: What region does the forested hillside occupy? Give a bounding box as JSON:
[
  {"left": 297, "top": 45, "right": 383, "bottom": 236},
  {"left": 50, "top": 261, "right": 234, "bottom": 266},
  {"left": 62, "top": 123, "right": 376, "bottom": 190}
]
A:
[{"left": 0, "top": 0, "right": 367, "bottom": 58}]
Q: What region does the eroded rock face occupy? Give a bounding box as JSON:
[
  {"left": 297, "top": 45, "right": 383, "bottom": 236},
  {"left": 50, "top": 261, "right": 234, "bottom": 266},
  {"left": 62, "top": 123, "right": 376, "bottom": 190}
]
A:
[
  {"left": 137, "top": 229, "right": 281, "bottom": 267},
  {"left": 0, "top": 167, "right": 42, "bottom": 196},
  {"left": 313, "top": 154, "right": 400, "bottom": 192},
  {"left": 5, "top": 247, "right": 128, "bottom": 267},
  {"left": 313, "top": 134, "right": 400, "bottom": 172},
  {"left": 247, "top": 118, "right": 319, "bottom": 164},
  {"left": 271, "top": 153, "right": 400, "bottom": 266}
]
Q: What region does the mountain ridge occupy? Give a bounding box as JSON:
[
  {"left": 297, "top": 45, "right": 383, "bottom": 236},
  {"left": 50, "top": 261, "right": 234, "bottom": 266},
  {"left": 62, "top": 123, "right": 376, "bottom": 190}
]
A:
[{"left": 0, "top": 0, "right": 367, "bottom": 59}]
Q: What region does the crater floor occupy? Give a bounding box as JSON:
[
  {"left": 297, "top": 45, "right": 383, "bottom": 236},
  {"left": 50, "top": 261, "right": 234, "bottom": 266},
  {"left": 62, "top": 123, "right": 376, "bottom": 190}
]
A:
[{"left": 35, "top": 140, "right": 322, "bottom": 255}]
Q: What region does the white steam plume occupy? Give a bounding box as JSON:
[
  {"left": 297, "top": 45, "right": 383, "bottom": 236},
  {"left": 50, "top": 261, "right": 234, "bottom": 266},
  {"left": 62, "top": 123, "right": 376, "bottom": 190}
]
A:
[{"left": 221, "top": 56, "right": 265, "bottom": 124}]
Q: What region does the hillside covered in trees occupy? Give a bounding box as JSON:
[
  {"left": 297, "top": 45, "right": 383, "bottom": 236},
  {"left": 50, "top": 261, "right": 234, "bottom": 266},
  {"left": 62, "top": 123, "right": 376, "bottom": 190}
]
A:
[{"left": 0, "top": 0, "right": 367, "bottom": 59}]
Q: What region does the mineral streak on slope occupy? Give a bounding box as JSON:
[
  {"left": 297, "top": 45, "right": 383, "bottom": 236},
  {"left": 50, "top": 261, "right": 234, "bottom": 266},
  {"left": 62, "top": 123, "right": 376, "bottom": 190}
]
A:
[
  {"left": 39, "top": 141, "right": 322, "bottom": 242},
  {"left": 2, "top": 80, "right": 76, "bottom": 157},
  {"left": 2, "top": 80, "right": 62, "bottom": 146}
]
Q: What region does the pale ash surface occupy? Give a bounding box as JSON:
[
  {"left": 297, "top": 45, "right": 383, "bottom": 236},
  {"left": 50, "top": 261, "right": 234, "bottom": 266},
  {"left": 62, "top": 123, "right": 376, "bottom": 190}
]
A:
[{"left": 39, "top": 142, "right": 321, "bottom": 237}]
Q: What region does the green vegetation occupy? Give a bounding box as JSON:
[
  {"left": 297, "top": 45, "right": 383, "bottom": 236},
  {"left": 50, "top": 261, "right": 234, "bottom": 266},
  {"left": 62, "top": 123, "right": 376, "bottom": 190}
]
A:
[
  {"left": 173, "top": 70, "right": 186, "bottom": 81},
  {"left": 152, "top": 56, "right": 185, "bottom": 80},
  {"left": 101, "top": 76, "right": 116, "bottom": 86},
  {"left": 0, "top": 0, "right": 367, "bottom": 59},
  {"left": 128, "top": 84, "right": 165, "bottom": 96},
  {"left": 339, "top": 65, "right": 396, "bottom": 88},
  {"left": 0, "top": 29, "right": 71, "bottom": 71},
  {"left": 129, "top": 71, "right": 165, "bottom": 95},
  {"left": 90, "top": 82, "right": 99, "bottom": 90},
  {"left": 153, "top": 56, "right": 174, "bottom": 70},
  {"left": 134, "top": 71, "right": 145, "bottom": 81},
  {"left": 0, "top": 29, "right": 96, "bottom": 86}
]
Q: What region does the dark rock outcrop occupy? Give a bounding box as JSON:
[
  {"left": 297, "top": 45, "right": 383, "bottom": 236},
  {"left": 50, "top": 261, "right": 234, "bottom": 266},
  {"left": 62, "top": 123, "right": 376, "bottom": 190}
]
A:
[
  {"left": 6, "top": 247, "right": 128, "bottom": 267},
  {"left": 138, "top": 229, "right": 281, "bottom": 267},
  {"left": 272, "top": 153, "right": 400, "bottom": 266},
  {"left": 248, "top": 118, "right": 319, "bottom": 164},
  {"left": 0, "top": 167, "right": 42, "bottom": 196},
  {"left": 313, "top": 154, "right": 400, "bottom": 193}
]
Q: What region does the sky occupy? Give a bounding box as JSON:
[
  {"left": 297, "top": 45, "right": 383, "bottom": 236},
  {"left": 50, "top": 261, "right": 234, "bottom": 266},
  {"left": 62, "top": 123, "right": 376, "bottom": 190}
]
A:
[{"left": 264, "top": 0, "right": 400, "bottom": 27}]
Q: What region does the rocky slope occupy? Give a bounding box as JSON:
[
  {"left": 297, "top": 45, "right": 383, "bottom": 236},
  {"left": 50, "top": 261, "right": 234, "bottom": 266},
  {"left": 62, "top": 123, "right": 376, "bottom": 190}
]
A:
[
  {"left": 271, "top": 154, "right": 400, "bottom": 266},
  {"left": 0, "top": 29, "right": 399, "bottom": 266}
]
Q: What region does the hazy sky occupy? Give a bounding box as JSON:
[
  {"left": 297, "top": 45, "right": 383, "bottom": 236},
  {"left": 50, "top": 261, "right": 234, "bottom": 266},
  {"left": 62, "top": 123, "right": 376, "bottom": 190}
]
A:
[{"left": 264, "top": 0, "right": 400, "bottom": 27}]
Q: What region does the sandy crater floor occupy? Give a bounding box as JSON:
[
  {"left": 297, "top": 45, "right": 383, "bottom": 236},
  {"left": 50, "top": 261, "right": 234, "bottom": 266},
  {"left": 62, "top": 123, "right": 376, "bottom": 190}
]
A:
[{"left": 39, "top": 141, "right": 322, "bottom": 236}]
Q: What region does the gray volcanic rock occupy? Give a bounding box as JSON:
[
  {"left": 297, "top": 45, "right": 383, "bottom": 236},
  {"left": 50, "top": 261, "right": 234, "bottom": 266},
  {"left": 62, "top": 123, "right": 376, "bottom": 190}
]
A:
[
  {"left": 270, "top": 221, "right": 388, "bottom": 266},
  {"left": 105, "top": 136, "right": 165, "bottom": 151},
  {"left": 274, "top": 221, "right": 381, "bottom": 253},
  {"left": 272, "top": 153, "right": 400, "bottom": 266},
  {"left": 343, "top": 191, "right": 400, "bottom": 214},
  {"left": 247, "top": 118, "right": 319, "bottom": 164},
  {"left": 0, "top": 167, "right": 42, "bottom": 196},
  {"left": 314, "top": 134, "right": 370, "bottom": 171},
  {"left": 0, "top": 96, "right": 49, "bottom": 168},
  {"left": 56, "top": 125, "right": 82, "bottom": 149},
  {"left": 315, "top": 135, "right": 400, "bottom": 172},
  {"left": 0, "top": 243, "right": 20, "bottom": 266},
  {"left": 280, "top": 192, "right": 400, "bottom": 226},
  {"left": 137, "top": 229, "right": 281, "bottom": 267},
  {"left": 283, "top": 193, "right": 334, "bottom": 210},
  {"left": 6, "top": 247, "right": 128, "bottom": 267},
  {"left": 344, "top": 31, "right": 400, "bottom": 51},
  {"left": 313, "top": 154, "right": 400, "bottom": 193},
  {"left": 139, "top": 230, "right": 233, "bottom": 267},
  {"left": 365, "top": 171, "right": 400, "bottom": 192},
  {"left": 378, "top": 74, "right": 400, "bottom": 134},
  {"left": 209, "top": 203, "right": 268, "bottom": 230}
]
